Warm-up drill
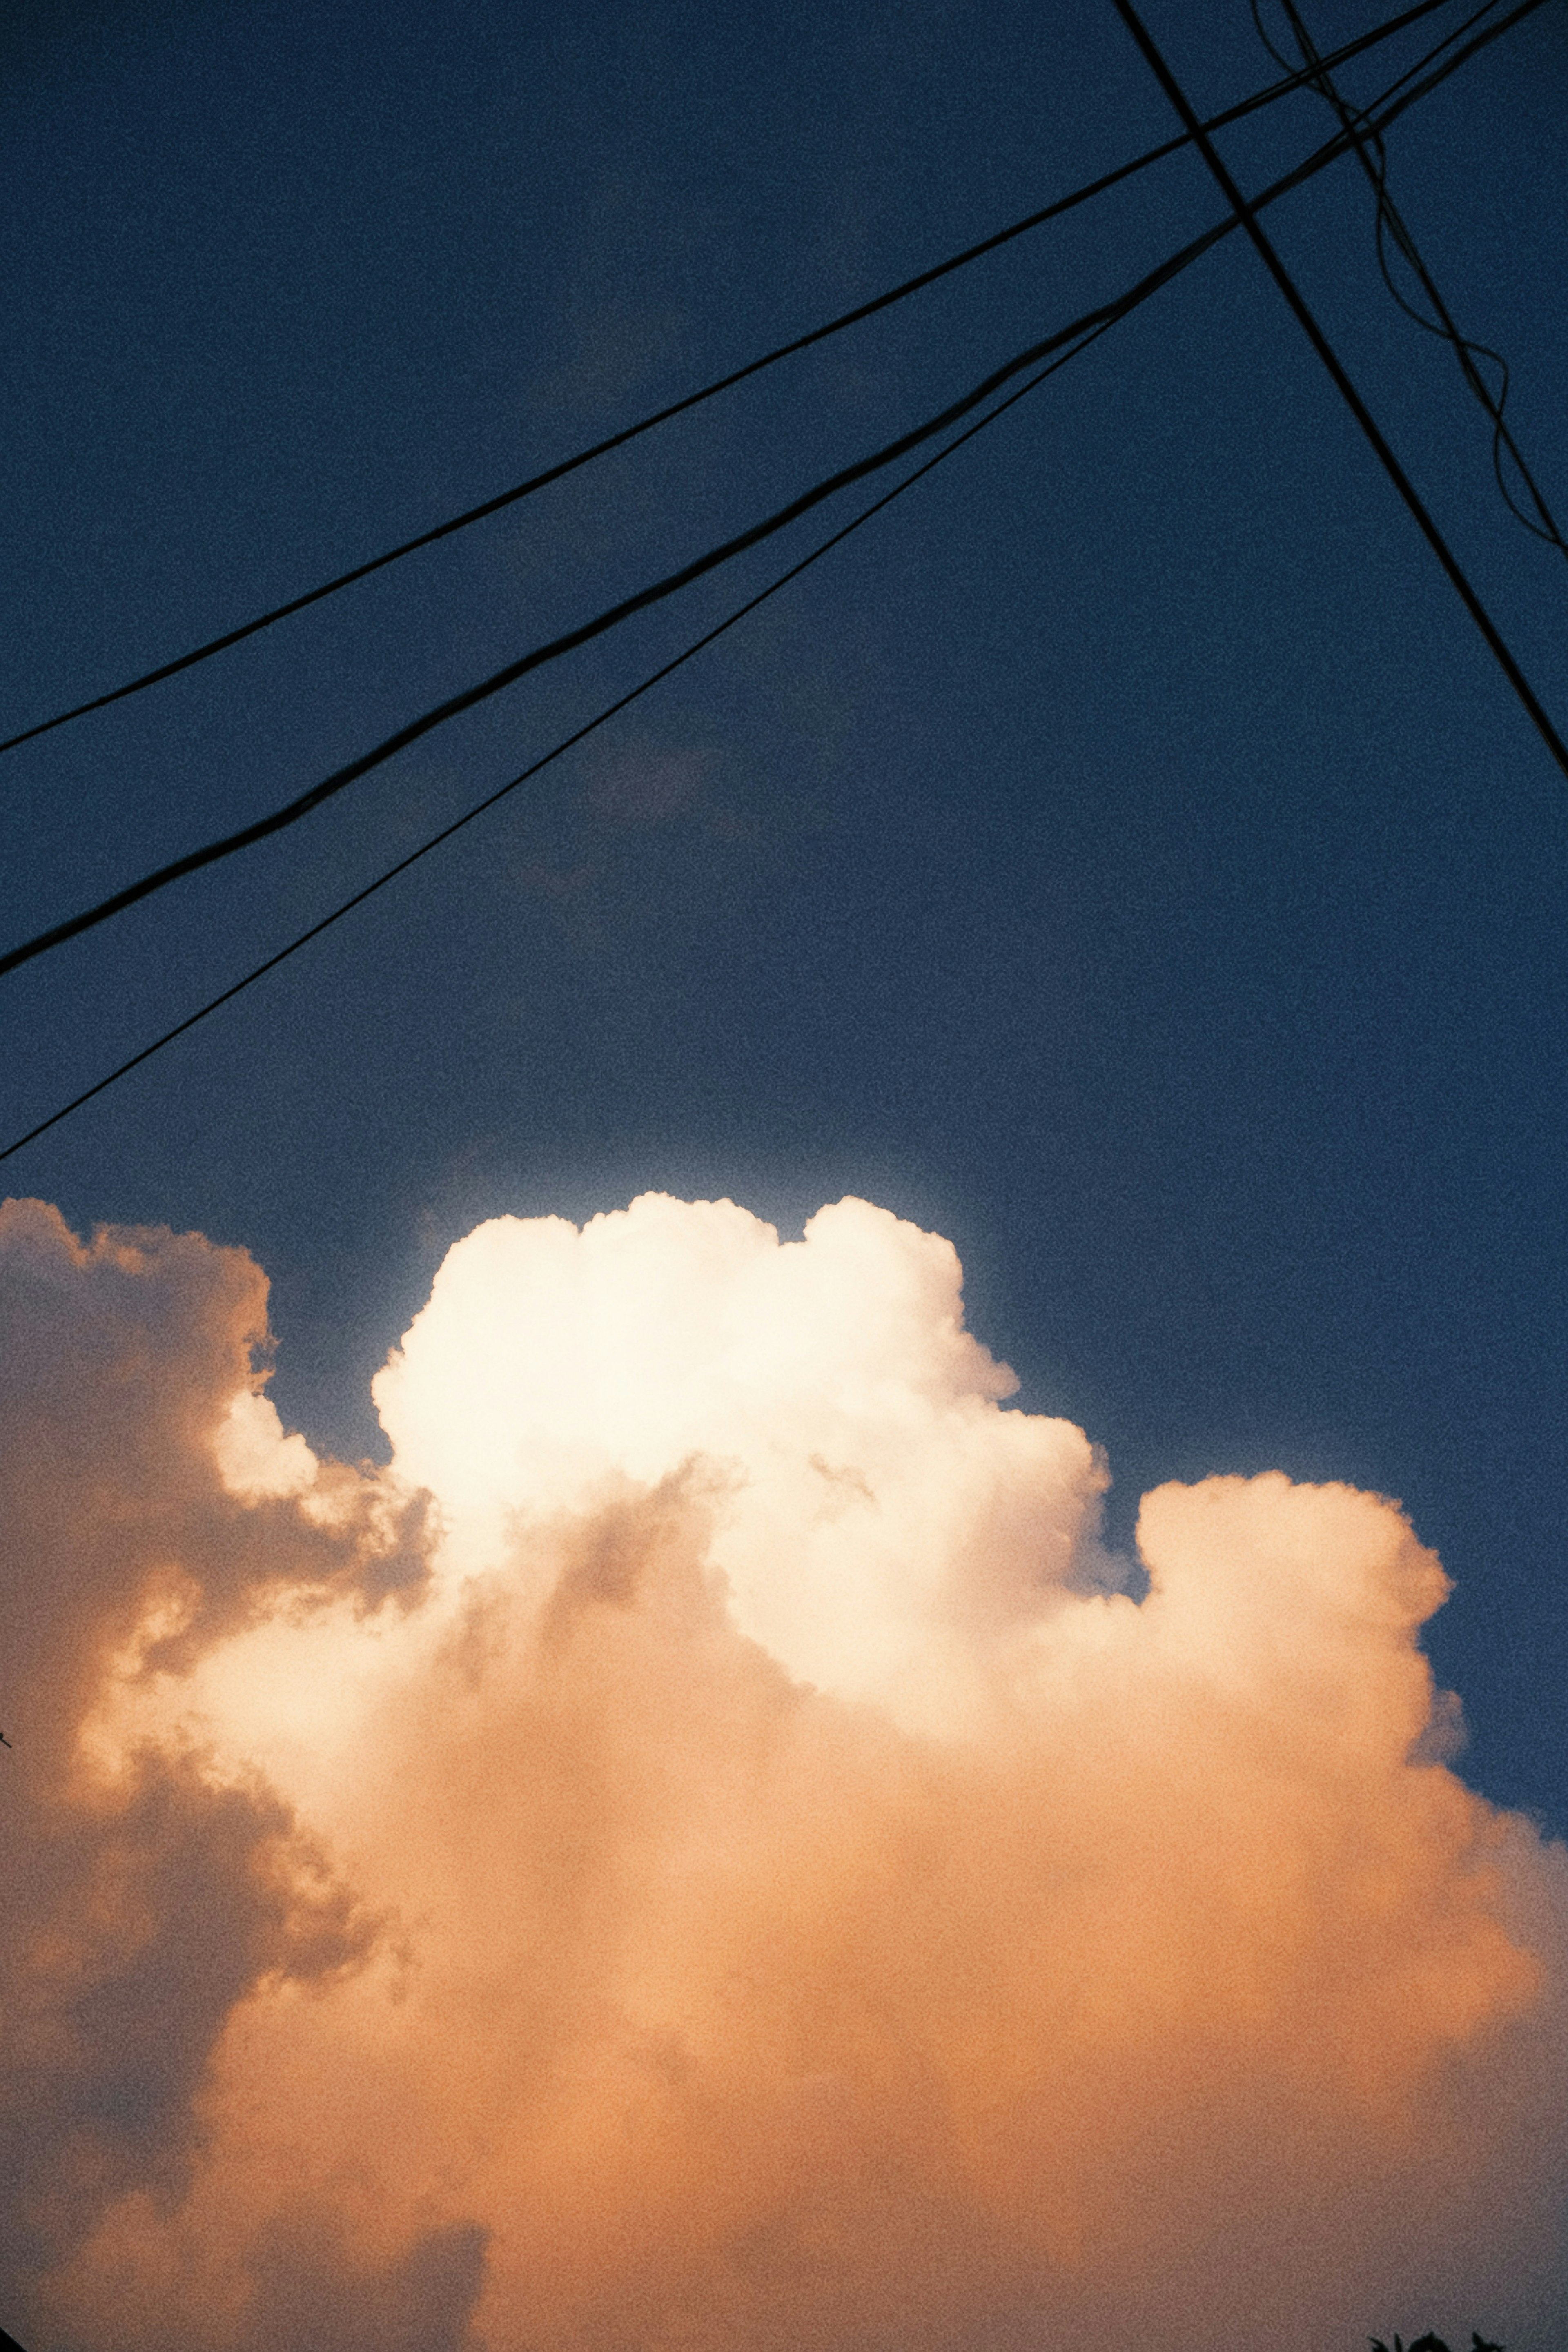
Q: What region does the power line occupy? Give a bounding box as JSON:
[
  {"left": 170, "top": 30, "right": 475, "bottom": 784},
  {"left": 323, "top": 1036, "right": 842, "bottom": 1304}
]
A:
[
  {"left": 1108, "top": 0, "right": 1568, "bottom": 791},
  {"left": 0, "top": 319, "right": 1119, "bottom": 1166},
  {"left": 1256, "top": 0, "right": 1566, "bottom": 558},
  {"left": 0, "top": 0, "right": 1544, "bottom": 1166},
  {"left": 0, "top": 264, "right": 1233, "bottom": 984},
  {"left": 0, "top": 0, "right": 1537, "bottom": 989},
  {"left": 0, "top": 0, "right": 1488, "bottom": 764}
]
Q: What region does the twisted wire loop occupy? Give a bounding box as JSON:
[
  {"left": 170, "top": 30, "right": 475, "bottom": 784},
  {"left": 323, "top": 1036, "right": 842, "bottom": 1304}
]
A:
[{"left": 1251, "top": 0, "right": 1567, "bottom": 556}]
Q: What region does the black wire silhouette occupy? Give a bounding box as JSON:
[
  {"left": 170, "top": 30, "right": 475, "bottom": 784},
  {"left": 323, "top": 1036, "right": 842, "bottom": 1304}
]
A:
[
  {"left": 1370, "top": 2335, "right": 1506, "bottom": 2351},
  {"left": 0, "top": 264, "right": 1238, "bottom": 986},
  {"left": 1108, "top": 0, "right": 1568, "bottom": 788},
  {"left": 0, "top": 0, "right": 1548, "bottom": 1164},
  {"left": 1251, "top": 0, "right": 1566, "bottom": 558},
  {"left": 0, "top": 310, "right": 1118, "bottom": 1165},
  {"left": 0, "top": 0, "right": 1539, "bottom": 989},
  {"left": 0, "top": 0, "right": 1492, "bottom": 764}
]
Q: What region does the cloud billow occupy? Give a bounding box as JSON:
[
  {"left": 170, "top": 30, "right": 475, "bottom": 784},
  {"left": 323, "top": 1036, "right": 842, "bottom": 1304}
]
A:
[{"left": 2, "top": 1192, "right": 1565, "bottom": 2351}]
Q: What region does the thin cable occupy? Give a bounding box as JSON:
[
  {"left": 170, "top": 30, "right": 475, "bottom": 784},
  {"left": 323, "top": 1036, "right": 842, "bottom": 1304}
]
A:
[
  {"left": 0, "top": 0, "right": 1481, "bottom": 762},
  {"left": 0, "top": 0, "right": 1537, "bottom": 987},
  {"left": 1262, "top": 0, "right": 1566, "bottom": 556},
  {"left": 0, "top": 0, "right": 1545, "bottom": 1164},
  {"left": 0, "top": 2, "right": 1544, "bottom": 1167},
  {"left": 0, "top": 263, "right": 1231, "bottom": 984},
  {"left": 0, "top": 322, "right": 1118, "bottom": 1165},
  {"left": 1109, "top": 0, "right": 1568, "bottom": 788}
]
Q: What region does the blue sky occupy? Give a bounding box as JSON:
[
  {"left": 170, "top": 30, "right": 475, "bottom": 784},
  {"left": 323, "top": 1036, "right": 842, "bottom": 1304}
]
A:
[{"left": 2, "top": 0, "right": 1565, "bottom": 1828}]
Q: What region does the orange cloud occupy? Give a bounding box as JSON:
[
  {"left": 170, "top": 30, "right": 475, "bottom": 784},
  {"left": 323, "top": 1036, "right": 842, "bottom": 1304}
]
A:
[{"left": 4, "top": 1194, "right": 1566, "bottom": 2352}]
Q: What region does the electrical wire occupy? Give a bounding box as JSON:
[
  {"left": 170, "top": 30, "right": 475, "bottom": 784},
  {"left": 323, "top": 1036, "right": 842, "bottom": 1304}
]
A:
[
  {"left": 0, "top": 248, "right": 1241, "bottom": 983},
  {"left": 1109, "top": 0, "right": 1568, "bottom": 791},
  {"left": 0, "top": 0, "right": 1487, "bottom": 763},
  {"left": 1253, "top": 0, "right": 1566, "bottom": 556},
  {"left": 0, "top": 0, "right": 1541, "bottom": 988},
  {"left": 0, "top": 317, "right": 1119, "bottom": 1166},
  {"left": 0, "top": 0, "right": 1546, "bottom": 1164}
]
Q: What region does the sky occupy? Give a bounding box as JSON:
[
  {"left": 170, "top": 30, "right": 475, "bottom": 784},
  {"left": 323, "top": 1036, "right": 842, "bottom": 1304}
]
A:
[{"left": 1, "top": 0, "right": 1566, "bottom": 2345}]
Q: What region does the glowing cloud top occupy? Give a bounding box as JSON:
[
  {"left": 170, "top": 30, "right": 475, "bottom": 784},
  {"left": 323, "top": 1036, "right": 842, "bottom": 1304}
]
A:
[{"left": 0, "top": 1192, "right": 1564, "bottom": 2352}]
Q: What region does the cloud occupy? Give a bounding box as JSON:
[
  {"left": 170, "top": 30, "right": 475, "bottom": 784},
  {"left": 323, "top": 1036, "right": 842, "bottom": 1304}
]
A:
[
  {"left": 0, "top": 1200, "right": 435, "bottom": 2345},
  {"left": 3, "top": 1192, "right": 1567, "bottom": 2352}
]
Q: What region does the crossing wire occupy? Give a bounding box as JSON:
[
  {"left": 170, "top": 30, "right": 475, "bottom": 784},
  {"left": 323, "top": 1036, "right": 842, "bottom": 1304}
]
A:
[
  {"left": 1254, "top": 0, "right": 1566, "bottom": 559},
  {"left": 0, "top": 0, "right": 1552, "bottom": 1165},
  {"left": 0, "top": 0, "right": 1548, "bottom": 1165},
  {"left": 0, "top": 0, "right": 1494, "bottom": 762},
  {"left": 0, "top": 0, "right": 1543, "bottom": 989},
  {"left": 1108, "top": 0, "right": 1568, "bottom": 786}
]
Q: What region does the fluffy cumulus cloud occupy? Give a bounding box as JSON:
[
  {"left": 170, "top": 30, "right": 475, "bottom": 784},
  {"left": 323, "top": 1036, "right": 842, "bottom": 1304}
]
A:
[{"left": 2, "top": 1191, "right": 1567, "bottom": 2352}]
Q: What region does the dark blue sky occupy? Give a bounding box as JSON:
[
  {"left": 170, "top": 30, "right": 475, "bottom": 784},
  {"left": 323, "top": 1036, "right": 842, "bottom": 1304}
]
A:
[{"left": 2, "top": 0, "right": 1564, "bottom": 1824}]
